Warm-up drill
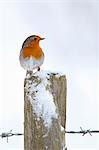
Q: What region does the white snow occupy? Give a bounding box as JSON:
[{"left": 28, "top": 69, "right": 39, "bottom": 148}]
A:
[
  {"left": 25, "top": 70, "right": 64, "bottom": 129},
  {"left": 61, "top": 125, "right": 65, "bottom": 132}
]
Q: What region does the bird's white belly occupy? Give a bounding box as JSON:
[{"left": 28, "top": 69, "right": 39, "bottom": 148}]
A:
[{"left": 19, "top": 52, "right": 44, "bottom": 71}]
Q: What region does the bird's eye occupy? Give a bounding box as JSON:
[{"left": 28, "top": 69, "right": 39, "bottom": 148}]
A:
[{"left": 34, "top": 37, "right": 37, "bottom": 40}]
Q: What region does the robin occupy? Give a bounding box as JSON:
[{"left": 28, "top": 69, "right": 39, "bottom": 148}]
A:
[{"left": 19, "top": 35, "right": 45, "bottom": 73}]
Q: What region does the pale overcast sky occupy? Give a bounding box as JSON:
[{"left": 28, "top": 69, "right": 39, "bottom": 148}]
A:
[{"left": 0, "top": 0, "right": 98, "bottom": 150}]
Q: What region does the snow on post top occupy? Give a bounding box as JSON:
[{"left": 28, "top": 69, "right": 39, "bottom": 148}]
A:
[{"left": 25, "top": 70, "right": 65, "bottom": 129}]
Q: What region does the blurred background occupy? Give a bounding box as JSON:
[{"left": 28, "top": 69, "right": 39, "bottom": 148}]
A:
[{"left": 0, "top": 0, "right": 98, "bottom": 149}]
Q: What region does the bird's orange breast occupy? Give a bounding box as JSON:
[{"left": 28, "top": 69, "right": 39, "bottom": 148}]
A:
[{"left": 22, "top": 47, "right": 44, "bottom": 60}]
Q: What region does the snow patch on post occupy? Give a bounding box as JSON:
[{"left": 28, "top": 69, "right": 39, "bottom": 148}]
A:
[
  {"left": 25, "top": 70, "right": 63, "bottom": 128},
  {"left": 24, "top": 70, "right": 67, "bottom": 150}
]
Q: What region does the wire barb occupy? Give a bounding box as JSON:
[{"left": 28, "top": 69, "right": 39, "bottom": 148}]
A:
[
  {"left": 65, "top": 127, "right": 99, "bottom": 136},
  {"left": 0, "top": 130, "right": 23, "bottom": 142}
]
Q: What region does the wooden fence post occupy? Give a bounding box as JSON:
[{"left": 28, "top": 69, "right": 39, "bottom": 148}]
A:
[{"left": 24, "top": 71, "right": 67, "bottom": 150}]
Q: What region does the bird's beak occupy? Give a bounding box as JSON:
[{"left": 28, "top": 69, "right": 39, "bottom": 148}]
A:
[{"left": 40, "top": 37, "right": 45, "bottom": 40}]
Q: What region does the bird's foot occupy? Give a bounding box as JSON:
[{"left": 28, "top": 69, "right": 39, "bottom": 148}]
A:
[
  {"left": 37, "top": 67, "right": 40, "bottom": 71},
  {"left": 26, "top": 70, "right": 33, "bottom": 77}
]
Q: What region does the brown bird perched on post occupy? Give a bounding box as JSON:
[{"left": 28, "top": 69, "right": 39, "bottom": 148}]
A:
[{"left": 19, "top": 35, "right": 45, "bottom": 72}]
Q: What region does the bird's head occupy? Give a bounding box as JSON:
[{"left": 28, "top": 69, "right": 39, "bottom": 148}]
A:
[{"left": 22, "top": 35, "right": 45, "bottom": 48}]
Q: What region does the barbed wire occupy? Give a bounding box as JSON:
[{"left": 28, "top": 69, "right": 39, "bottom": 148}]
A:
[
  {"left": 0, "top": 130, "right": 23, "bottom": 142},
  {"left": 65, "top": 127, "right": 99, "bottom": 136},
  {"left": 0, "top": 127, "right": 99, "bottom": 142}
]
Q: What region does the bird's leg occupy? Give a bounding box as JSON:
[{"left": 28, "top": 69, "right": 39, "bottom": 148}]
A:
[
  {"left": 26, "top": 70, "right": 33, "bottom": 76},
  {"left": 37, "top": 67, "right": 40, "bottom": 71}
]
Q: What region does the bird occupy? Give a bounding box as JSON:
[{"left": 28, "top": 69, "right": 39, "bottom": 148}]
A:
[{"left": 19, "top": 35, "right": 45, "bottom": 73}]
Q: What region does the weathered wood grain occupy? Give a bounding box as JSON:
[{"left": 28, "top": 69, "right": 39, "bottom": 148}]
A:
[{"left": 24, "top": 71, "right": 67, "bottom": 150}]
